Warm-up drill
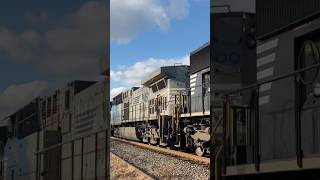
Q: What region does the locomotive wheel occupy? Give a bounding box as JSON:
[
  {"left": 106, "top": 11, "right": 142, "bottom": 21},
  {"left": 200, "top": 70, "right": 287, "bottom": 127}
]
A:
[
  {"left": 195, "top": 146, "right": 205, "bottom": 157},
  {"left": 150, "top": 137, "right": 158, "bottom": 145}
]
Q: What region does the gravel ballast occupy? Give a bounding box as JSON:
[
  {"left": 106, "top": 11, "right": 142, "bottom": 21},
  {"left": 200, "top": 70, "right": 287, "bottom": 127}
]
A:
[
  {"left": 110, "top": 139, "right": 210, "bottom": 179},
  {"left": 110, "top": 153, "right": 154, "bottom": 180}
]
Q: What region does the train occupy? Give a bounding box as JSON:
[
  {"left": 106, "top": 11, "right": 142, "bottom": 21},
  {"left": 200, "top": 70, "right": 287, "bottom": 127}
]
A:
[
  {"left": 2, "top": 80, "right": 108, "bottom": 180},
  {"left": 110, "top": 11, "right": 256, "bottom": 158},
  {"left": 3, "top": 1, "right": 320, "bottom": 179},
  {"left": 111, "top": 65, "right": 194, "bottom": 150}
]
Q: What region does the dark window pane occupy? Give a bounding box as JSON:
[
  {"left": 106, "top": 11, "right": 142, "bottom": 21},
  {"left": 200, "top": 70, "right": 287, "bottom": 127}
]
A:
[
  {"left": 157, "top": 80, "right": 166, "bottom": 91},
  {"left": 151, "top": 84, "right": 158, "bottom": 92}
]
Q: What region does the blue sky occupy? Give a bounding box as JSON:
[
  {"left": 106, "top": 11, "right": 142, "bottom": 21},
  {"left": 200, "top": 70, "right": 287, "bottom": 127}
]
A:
[{"left": 110, "top": 0, "right": 209, "bottom": 97}]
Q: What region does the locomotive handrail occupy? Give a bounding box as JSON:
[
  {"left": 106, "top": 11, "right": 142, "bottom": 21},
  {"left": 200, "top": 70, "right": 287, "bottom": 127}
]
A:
[
  {"left": 223, "top": 62, "right": 320, "bottom": 96},
  {"left": 220, "top": 62, "right": 320, "bottom": 173},
  {"left": 212, "top": 116, "right": 223, "bottom": 141},
  {"left": 215, "top": 146, "right": 223, "bottom": 180},
  {"left": 211, "top": 5, "right": 232, "bottom": 13},
  {"left": 35, "top": 128, "right": 108, "bottom": 154}
]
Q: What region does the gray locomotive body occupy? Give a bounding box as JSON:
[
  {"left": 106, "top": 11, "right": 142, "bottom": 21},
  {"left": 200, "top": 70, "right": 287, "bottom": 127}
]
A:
[
  {"left": 212, "top": 2, "right": 320, "bottom": 179},
  {"left": 180, "top": 43, "right": 211, "bottom": 156},
  {"left": 221, "top": 13, "right": 320, "bottom": 179},
  {"left": 3, "top": 80, "right": 108, "bottom": 180},
  {"left": 111, "top": 65, "right": 190, "bottom": 147}
]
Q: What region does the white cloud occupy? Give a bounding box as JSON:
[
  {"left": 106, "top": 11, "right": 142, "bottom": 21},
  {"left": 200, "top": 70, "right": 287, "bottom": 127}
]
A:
[
  {"left": 111, "top": 55, "right": 189, "bottom": 87},
  {"left": 0, "top": 0, "right": 107, "bottom": 76},
  {"left": 111, "top": 0, "right": 190, "bottom": 44},
  {"left": 0, "top": 81, "right": 49, "bottom": 120},
  {"left": 167, "top": 0, "right": 190, "bottom": 20},
  {"left": 111, "top": 87, "right": 127, "bottom": 99}
]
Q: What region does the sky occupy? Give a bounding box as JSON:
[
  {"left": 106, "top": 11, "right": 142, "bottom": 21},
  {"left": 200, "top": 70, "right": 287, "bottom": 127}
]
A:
[
  {"left": 110, "top": 0, "right": 210, "bottom": 98},
  {"left": 0, "top": 0, "right": 255, "bottom": 119},
  {"left": 0, "top": 0, "right": 108, "bottom": 120}
]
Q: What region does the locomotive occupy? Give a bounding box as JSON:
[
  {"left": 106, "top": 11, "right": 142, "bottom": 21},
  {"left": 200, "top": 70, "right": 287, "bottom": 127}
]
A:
[
  {"left": 3, "top": 80, "right": 108, "bottom": 180},
  {"left": 110, "top": 65, "right": 194, "bottom": 151},
  {"left": 212, "top": 1, "right": 320, "bottom": 179},
  {"left": 110, "top": 62, "right": 212, "bottom": 156}
]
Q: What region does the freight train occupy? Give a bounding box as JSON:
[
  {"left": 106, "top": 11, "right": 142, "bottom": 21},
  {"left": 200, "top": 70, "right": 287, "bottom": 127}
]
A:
[
  {"left": 3, "top": 80, "right": 108, "bottom": 180},
  {"left": 111, "top": 11, "right": 256, "bottom": 157}
]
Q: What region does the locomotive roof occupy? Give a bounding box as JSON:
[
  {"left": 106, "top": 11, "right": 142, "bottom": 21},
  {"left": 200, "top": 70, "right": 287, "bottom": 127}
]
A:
[
  {"left": 190, "top": 42, "right": 210, "bottom": 74},
  {"left": 190, "top": 42, "right": 209, "bottom": 55},
  {"left": 112, "top": 87, "right": 140, "bottom": 101},
  {"left": 8, "top": 97, "right": 41, "bottom": 119},
  {"left": 141, "top": 65, "right": 189, "bottom": 86},
  {"left": 6, "top": 80, "right": 97, "bottom": 119}
]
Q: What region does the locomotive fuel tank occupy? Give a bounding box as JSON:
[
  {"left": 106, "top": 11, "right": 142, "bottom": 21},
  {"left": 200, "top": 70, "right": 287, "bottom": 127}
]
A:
[{"left": 118, "top": 127, "right": 141, "bottom": 142}]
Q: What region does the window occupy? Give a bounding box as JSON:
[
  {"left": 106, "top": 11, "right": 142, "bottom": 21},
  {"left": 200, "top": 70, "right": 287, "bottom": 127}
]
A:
[
  {"left": 151, "top": 84, "right": 158, "bottom": 93},
  {"left": 202, "top": 73, "right": 210, "bottom": 95},
  {"left": 17, "top": 116, "right": 37, "bottom": 139},
  {"left": 157, "top": 80, "right": 166, "bottom": 91}
]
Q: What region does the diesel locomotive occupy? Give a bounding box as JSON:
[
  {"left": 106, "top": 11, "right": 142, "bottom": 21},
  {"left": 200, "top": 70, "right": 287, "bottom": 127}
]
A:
[
  {"left": 111, "top": 10, "right": 256, "bottom": 157},
  {"left": 212, "top": 1, "right": 320, "bottom": 179}
]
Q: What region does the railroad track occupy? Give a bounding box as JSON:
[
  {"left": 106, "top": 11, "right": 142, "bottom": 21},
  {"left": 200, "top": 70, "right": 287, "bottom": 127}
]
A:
[
  {"left": 110, "top": 137, "right": 210, "bottom": 179},
  {"left": 111, "top": 137, "right": 210, "bottom": 165}
]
